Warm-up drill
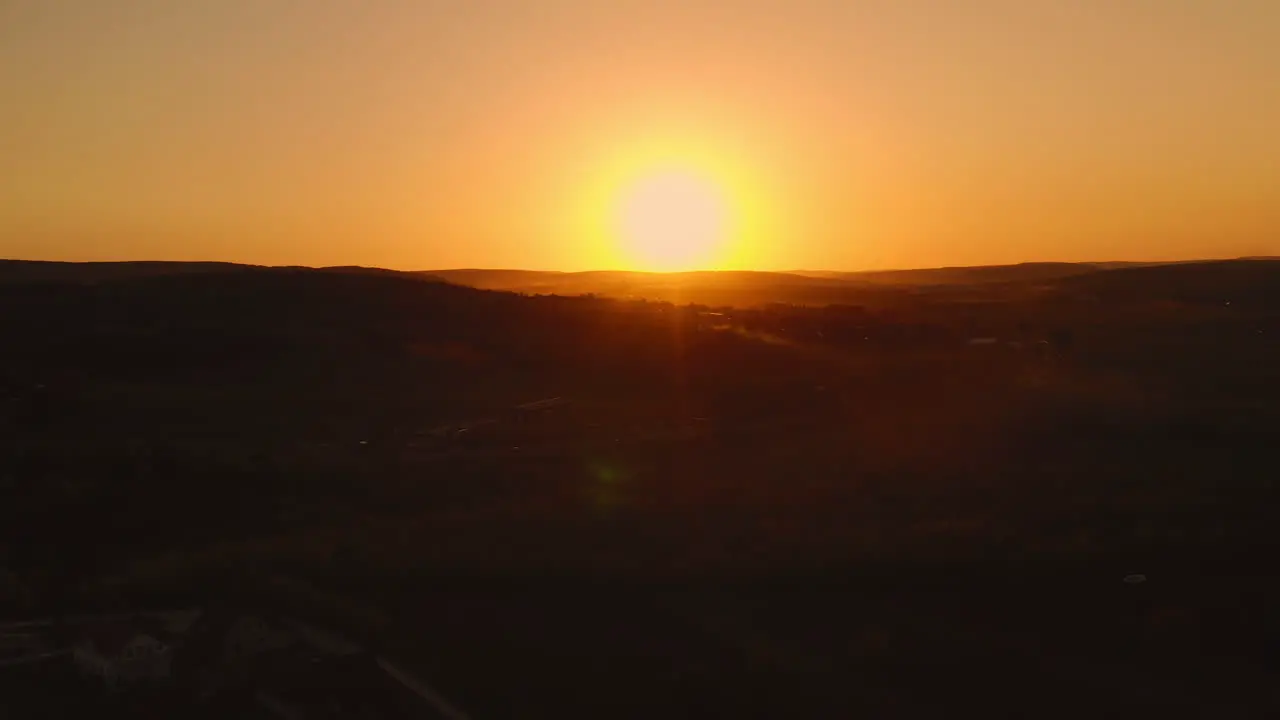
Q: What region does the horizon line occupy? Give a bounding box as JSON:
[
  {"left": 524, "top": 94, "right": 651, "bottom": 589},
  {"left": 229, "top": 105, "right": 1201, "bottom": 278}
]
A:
[{"left": 3, "top": 255, "right": 1277, "bottom": 277}]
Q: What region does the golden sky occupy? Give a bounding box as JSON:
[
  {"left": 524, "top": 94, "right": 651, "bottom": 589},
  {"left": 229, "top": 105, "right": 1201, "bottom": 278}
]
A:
[{"left": 1, "top": 0, "right": 1277, "bottom": 271}]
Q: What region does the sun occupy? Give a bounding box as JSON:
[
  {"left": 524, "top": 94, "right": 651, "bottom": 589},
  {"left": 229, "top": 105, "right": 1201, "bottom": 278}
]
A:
[
  {"left": 614, "top": 168, "right": 730, "bottom": 271},
  {"left": 565, "top": 132, "right": 778, "bottom": 271}
]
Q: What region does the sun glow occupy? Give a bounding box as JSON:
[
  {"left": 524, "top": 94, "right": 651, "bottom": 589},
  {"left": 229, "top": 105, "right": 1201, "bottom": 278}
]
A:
[{"left": 570, "top": 134, "right": 777, "bottom": 272}]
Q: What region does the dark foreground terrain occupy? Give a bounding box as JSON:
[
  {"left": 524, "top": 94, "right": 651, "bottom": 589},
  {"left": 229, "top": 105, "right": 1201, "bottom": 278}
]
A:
[{"left": 2, "top": 258, "right": 1279, "bottom": 717}]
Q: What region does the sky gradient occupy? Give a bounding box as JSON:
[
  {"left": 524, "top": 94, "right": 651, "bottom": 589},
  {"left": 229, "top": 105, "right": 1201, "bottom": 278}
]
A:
[{"left": 2, "top": 0, "right": 1277, "bottom": 271}]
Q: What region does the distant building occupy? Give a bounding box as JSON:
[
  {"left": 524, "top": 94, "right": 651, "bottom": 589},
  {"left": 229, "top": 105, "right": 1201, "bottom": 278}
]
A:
[{"left": 73, "top": 621, "right": 174, "bottom": 689}]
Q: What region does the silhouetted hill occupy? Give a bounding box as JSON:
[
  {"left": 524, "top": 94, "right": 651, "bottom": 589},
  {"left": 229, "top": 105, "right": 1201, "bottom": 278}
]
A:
[
  {"left": 0, "top": 259, "right": 258, "bottom": 284},
  {"left": 428, "top": 268, "right": 894, "bottom": 307},
  {"left": 0, "top": 266, "right": 554, "bottom": 368},
  {"left": 416, "top": 268, "right": 569, "bottom": 289},
  {"left": 796, "top": 262, "right": 1116, "bottom": 285},
  {"left": 0, "top": 268, "right": 483, "bottom": 385},
  {"left": 0, "top": 265, "right": 832, "bottom": 441},
  {"left": 0, "top": 259, "right": 444, "bottom": 286},
  {"left": 431, "top": 268, "right": 860, "bottom": 291},
  {"left": 7, "top": 257, "right": 1278, "bottom": 324},
  {"left": 431, "top": 258, "right": 1280, "bottom": 308},
  {"left": 432, "top": 263, "right": 1110, "bottom": 296},
  {"left": 10, "top": 258, "right": 1269, "bottom": 309},
  {"left": 431, "top": 265, "right": 1110, "bottom": 306},
  {"left": 1056, "top": 258, "right": 1280, "bottom": 306},
  {"left": 318, "top": 265, "right": 445, "bottom": 281}
]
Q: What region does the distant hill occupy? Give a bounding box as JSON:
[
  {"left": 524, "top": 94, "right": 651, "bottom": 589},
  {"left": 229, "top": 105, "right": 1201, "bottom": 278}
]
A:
[
  {"left": 427, "top": 268, "right": 891, "bottom": 307},
  {"left": 794, "top": 262, "right": 1126, "bottom": 285},
  {"left": 427, "top": 264, "right": 1115, "bottom": 306},
  {"left": 0, "top": 265, "right": 578, "bottom": 422},
  {"left": 317, "top": 265, "right": 434, "bottom": 278},
  {"left": 8, "top": 257, "right": 1275, "bottom": 310},
  {"left": 431, "top": 263, "right": 1117, "bottom": 297},
  {"left": 414, "top": 268, "right": 568, "bottom": 290},
  {"left": 1056, "top": 258, "right": 1280, "bottom": 306},
  {"left": 0, "top": 260, "right": 258, "bottom": 284},
  {"left": 431, "top": 259, "right": 1280, "bottom": 307},
  {"left": 0, "top": 260, "right": 442, "bottom": 285}
]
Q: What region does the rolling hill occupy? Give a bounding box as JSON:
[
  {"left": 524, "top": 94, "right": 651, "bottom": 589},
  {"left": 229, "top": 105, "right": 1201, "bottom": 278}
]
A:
[{"left": 5, "top": 257, "right": 1277, "bottom": 310}]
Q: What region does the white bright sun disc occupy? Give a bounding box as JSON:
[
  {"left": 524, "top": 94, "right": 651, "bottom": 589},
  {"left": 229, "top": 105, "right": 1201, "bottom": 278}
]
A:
[{"left": 616, "top": 170, "right": 728, "bottom": 270}]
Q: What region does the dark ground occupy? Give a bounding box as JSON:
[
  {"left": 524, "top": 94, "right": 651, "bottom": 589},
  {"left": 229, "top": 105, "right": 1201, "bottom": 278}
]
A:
[{"left": 2, "top": 258, "right": 1279, "bottom": 717}]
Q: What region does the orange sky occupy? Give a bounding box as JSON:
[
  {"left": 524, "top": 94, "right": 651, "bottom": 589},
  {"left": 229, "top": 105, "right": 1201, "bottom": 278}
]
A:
[{"left": 1, "top": 0, "right": 1277, "bottom": 271}]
